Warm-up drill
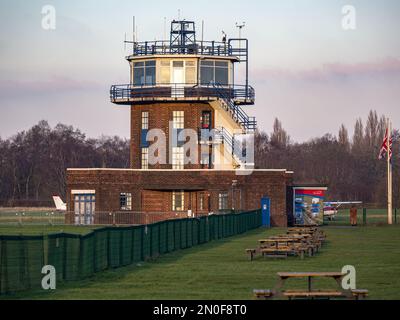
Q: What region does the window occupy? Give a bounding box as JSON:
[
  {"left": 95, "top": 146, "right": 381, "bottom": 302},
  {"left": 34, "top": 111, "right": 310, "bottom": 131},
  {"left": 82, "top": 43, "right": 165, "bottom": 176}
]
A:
[
  {"left": 142, "top": 111, "right": 149, "bottom": 130},
  {"left": 172, "top": 191, "right": 185, "bottom": 211},
  {"left": 201, "top": 111, "right": 212, "bottom": 129},
  {"left": 199, "top": 193, "right": 204, "bottom": 211},
  {"left": 200, "top": 60, "right": 229, "bottom": 85},
  {"left": 133, "top": 60, "right": 156, "bottom": 85},
  {"left": 185, "top": 61, "right": 196, "bottom": 84},
  {"left": 160, "top": 60, "right": 171, "bottom": 84},
  {"left": 218, "top": 192, "right": 229, "bottom": 211},
  {"left": 172, "top": 147, "right": 184, "bottom": 170},
  {"left": 141, "top": 148, "right": 149, "bottom": 169},
  {"left": 120, "top": 193, "right": 132, "bottom": 211},
  {"left": 173, "top": 111, "right": 184, "bottom": 129}
]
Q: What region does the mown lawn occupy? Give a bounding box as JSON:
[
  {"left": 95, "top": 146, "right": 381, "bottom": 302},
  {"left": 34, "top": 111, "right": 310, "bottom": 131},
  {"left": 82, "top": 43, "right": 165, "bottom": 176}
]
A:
[{"left": 3, "top": 225, "right": 400, "bottom": 300}]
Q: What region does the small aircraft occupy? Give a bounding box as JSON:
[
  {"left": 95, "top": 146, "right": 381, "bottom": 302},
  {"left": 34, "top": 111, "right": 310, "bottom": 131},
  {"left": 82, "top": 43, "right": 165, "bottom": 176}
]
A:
[
  {"left": 323, "top": 201, "right": 363, "bottom": 220},
  {"left": 52, "top": 196, "right": 67, "bottom": 211}
]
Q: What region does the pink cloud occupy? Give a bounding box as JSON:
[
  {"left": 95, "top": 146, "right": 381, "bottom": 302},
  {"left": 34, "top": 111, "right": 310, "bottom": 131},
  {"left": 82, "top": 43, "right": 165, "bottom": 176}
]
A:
[{"left": 252, "top": 57, "right": 400, "bottom": 82}]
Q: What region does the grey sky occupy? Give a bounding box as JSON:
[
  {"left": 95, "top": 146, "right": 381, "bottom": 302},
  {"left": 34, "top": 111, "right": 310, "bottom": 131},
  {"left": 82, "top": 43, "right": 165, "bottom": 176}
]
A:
[{"left": 0, "top": 0, "right": 399, "bottom": 141}]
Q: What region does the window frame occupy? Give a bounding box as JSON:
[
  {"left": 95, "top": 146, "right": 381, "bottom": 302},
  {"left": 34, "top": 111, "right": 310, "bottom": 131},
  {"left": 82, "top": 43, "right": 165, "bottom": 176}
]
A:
[
  {"left": 120, "top": 192, "right": 132, "bottom": 211},
  {"left": 218, "top": 192, "right": 229, "bottom": 211},
  {"left": 141, "top": 111, "right": 149, "bottom": 130},
  {"left": 133, "top": 60, "right": 156, "bottom": 86},
  {"left": 141, "top": 147, "right": 149, "bottom": 170},
  {"left": 200, "top": 60, "right": 229, "bottom": 85},
  {"left": 172, "top": 191, "right": 185, "bottom": 211},
  {"left": 172, "top": 146, "right": 184, "bottom": 170}
]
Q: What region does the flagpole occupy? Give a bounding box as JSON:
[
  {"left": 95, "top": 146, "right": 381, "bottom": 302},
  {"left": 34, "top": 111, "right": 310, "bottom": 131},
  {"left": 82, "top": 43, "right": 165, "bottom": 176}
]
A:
[{"left": 387, "top": 118, "right": 393, "bottom": 225}]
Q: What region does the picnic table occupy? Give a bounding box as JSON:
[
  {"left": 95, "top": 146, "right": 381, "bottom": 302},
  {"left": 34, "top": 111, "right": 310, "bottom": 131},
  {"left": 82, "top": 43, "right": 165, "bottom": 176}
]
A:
[
  {"left": 246, "top": 227, "right": 326, "bottom": 261},
  {"left": 273, "top": 272, "right": 368, "bottom": 300}
]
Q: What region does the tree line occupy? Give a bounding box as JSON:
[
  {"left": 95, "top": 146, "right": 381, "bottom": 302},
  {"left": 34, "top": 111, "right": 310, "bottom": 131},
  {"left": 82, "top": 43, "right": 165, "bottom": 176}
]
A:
[
  {"left": 255, "top": 110, "right": 399, "bottom": 206},
  {"left": 0, "top": 120, "right": 130, "bottom": 206},
  {"left": 0, "top": 110, "right": 397, "bottom": 207}
]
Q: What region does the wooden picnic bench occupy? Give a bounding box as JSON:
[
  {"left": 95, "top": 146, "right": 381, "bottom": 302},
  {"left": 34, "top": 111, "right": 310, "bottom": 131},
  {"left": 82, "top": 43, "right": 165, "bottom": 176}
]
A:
[
  {"left": 273, "top": 272, "right": 368, "bottom": 300},
  {"left": 253, "top": 289, "right": 273, "bottom": 299},
  {"left": 259, "top": 239, "right": 306, "bottom": 259}
]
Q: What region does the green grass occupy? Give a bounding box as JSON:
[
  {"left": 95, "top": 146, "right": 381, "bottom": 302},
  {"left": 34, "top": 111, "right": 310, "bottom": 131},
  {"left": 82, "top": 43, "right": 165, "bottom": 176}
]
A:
[
  {"left": 324, "top": 209, "right": 397, "bottom": 226},
  {"left": 4, "top": 225, "right": 400, "bottom": 300},
  {"left": 0, "top": 225, "right": 96, "bottom": 236}
]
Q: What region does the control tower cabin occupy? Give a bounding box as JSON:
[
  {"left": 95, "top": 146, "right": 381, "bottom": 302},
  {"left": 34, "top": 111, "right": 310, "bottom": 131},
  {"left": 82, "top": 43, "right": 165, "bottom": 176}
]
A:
[
  {"left": 66, "top": 20, "right": 293, "bottom": 227},
  {"left": 111, "top": 20, "right": 256, "bottom": 170}
]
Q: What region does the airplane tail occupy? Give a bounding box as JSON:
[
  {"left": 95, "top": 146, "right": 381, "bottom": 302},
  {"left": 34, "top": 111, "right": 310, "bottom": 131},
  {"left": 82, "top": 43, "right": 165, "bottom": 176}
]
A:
[{"left": 53, "top": 196, "right": 67, "bottom": 211}]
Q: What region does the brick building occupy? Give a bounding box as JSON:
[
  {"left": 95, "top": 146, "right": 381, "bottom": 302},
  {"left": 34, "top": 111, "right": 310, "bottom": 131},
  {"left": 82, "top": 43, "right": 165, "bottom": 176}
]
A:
[{"left": 66, "top": 20, "right": 294, "bottom": 227}]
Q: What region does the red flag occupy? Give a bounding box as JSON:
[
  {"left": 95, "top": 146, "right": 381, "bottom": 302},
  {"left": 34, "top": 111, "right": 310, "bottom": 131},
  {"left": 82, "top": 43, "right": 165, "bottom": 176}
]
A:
[{"left": 379, "top": 128, "right": 393, "bottom": 160}]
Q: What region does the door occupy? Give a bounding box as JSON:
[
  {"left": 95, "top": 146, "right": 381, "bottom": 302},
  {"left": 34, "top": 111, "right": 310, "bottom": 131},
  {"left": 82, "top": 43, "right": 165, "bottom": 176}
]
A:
[
  {"left": 171, "top": 61, "right": 185, "bottom": 97},
  {"left": 74, "top": 194, "right": 95, "bottom": 225},
  {"left": 261, "top": 197, "right": 271, "bottom": 228}
]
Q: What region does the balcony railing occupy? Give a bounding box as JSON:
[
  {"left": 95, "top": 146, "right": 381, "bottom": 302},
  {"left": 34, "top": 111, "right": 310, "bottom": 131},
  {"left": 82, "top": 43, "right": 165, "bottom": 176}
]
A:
[
  {"left": 110, "top": 83, "right": 255, "bottom": 105},
  {"left": 127, "top": 40, "right": 235, "bottom": 57}
]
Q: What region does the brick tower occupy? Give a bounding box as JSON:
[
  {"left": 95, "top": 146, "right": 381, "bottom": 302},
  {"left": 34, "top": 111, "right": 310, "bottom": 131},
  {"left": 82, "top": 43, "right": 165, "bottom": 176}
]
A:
[
  {"left": 110, "top": 20, "right": 256, "bottom": 170},
  {"left": 66, "top": 20, "right": 293, "bottom": 227}
]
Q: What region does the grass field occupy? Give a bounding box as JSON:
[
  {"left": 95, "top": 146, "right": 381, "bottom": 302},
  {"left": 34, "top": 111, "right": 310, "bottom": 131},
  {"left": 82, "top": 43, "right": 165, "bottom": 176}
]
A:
[
  {"left": 3, "top": 225, "right": 400, "bottom": 300},
  {"left": 324, "top": 208, "right": 397, "bottom": 226}
]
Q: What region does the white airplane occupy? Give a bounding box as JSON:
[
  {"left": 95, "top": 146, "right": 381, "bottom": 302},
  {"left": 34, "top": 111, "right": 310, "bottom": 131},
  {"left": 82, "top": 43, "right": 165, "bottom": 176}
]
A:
[
  {"left": 323, "top": 201, "right": 362, "bottom": 220},
  {"left": 52, "top": 196, "right": 67, "bottom": 211}
]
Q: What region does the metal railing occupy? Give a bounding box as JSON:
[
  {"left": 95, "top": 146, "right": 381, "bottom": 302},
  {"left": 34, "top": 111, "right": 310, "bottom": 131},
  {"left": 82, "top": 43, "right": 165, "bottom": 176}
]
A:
[
  {"left": 211, "top": 83, "right": 257, "bottom": 131},
  {"left": 127, "top": 40, "right": 233, "bottom": 57},
  {"left": 110, "top": 83, "right": 255, "bottom": 104}
]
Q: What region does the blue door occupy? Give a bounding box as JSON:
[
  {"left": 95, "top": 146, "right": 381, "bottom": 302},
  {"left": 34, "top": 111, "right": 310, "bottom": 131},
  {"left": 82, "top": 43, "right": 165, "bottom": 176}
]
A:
[{"left": 261, "top": 198, "right": 271, "bottom": 228}]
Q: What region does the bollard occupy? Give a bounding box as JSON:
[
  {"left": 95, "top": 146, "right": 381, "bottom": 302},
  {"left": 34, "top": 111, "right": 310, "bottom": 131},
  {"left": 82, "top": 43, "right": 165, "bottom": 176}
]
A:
[{"left": 363, "top": 208, "right": 367, "bottom": 225}]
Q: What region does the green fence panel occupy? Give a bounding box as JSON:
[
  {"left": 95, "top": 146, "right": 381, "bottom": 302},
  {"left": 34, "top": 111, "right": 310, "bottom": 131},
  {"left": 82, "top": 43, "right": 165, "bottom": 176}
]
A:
[
  {"left": 204, "top": 217, "right": 210, "bottom": 242},
  {"left": 142, "top": 226, "right": 152, "bottom": 260},
  {"left": 47, "top": 235, "right": 66, "bottom": 282},
  {"left": 93, "top": 228, "right": 109, "bottom": 272},
  {"left": 186, "top": 219, "right": 193, "bottom": 248},
  {"left": 108, "top": 229, "right": 122, "bottom": 268},
  {"left": 132, "top": 227, "right": 143, "bottom": 262},
  {"left": 200, "top": 217, "right": 207, "bottom": 244},
  {"left": 150, "top": 224, "right": 160, "bottom": 257},
  {"left": 0, "top": 210, "right": 262, "bottom": 296},
  {"left": 80, "top": 234, "right": 95, "bottom": 278},
  {"left": 159, "top": 222, "right": 167, "bottom": 254},
  {"left": 219, "top": 215, "right": 224, "bottom": 239},
  {"left": 173, "top": 220, "right": 180, "bottom": 250},
  {"left": 180, "top": 220, "right": 187, "bottom": 249},
  {"left": 63, "top": 235, "right": 81, "bottom": 281},
  {"left": 120, "top": 228, "right": 133, "bottom": 266},
  {"left": 166, "top": 221, "right": 175, "bottom": 252},
  {"left": 0, "top": 237, "right": 44, "bottom": 294},
  {"left": 192, "top": 219, "right": 199, "bottom": 246}
]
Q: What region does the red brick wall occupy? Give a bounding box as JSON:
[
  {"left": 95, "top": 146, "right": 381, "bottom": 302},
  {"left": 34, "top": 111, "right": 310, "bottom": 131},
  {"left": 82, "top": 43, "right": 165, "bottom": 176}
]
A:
[
  {"left": 131, "top": 102, "right": 214, "bottom": 169},
  {"left": 67, "top": 169, "right": 293, "bottom": 227}
]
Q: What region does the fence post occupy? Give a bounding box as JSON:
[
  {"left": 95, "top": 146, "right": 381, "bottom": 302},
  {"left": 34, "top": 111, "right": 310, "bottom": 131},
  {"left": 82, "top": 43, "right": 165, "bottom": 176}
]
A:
[
  {"left": 363, "top": 208, "right": 367, "bottom": 225},
  {"left": 395, "top": 208, "right": 397, "bottom": 224}
]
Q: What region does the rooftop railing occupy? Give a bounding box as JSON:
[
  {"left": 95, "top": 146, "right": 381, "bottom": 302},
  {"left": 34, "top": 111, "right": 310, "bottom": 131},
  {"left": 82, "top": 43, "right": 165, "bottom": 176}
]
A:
[{"left": 127, "top": 40, "right": 236, "bottom": 57}]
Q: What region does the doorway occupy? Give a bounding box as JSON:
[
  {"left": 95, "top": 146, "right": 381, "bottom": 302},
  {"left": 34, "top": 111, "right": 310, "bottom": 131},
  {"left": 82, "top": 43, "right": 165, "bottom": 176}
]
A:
[
  {"left": 73, "top": 193, "right": 95, "bottom": 225},
  {"left": 171, "top": 61, "right": 185, "bottom": 97}
]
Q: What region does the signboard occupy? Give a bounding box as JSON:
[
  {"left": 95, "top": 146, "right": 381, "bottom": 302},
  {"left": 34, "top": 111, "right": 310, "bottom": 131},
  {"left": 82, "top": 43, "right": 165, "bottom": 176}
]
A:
[{"left": 293, "top": 187, "right": 327, "bottom": 226}]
